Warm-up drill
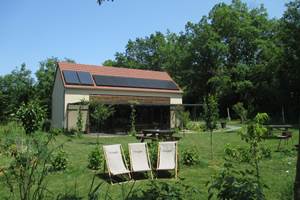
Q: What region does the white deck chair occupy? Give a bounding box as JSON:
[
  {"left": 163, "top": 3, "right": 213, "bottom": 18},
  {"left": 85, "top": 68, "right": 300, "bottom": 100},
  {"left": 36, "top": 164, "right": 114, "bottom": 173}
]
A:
[
  {"left": 128, "top": 143, "right": 153, "bottom": 179},
  {"left": 103, "top": 144, "right": 131, "bottom": 184},
  {"left": 157, "top": 141, "right": 178, "bottom": 178}
]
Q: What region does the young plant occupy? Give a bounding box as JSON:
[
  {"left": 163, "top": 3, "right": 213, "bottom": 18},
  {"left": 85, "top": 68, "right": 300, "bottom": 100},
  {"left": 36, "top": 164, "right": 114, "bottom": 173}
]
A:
[
  {"left": 148, "top": 142, "right": 158, "bottom": 168},
  {"left": 76, "top": 105, "right": 83, "bottom": 134},
  {"left": 207, "top": 113, "right": 269, "bottom": 200},
  {"left": 129, "top": 104, "right": 137, "bottom": 136},
  {"left": 181, "top": 147, "right": 200, "bottom": 166},
  {"left": 51, "top": 149, "right": 68, "bottom": 171},
  {"left": 90, "top": 101, "right": 115, "bottom": 133},
  {"left": 127, "top": 180, "right": 198, "bottom": 199},
  {"left": 239, "top": 113, "right": 269, "bottom": 191},
  {"left": 203, "top": 94, "right": 219, "bottom": 159},
  {"left": 15, "top": 101, "right": 46, "bottom": 134},
  {"left": 88, "top": 147, "right": 103, "bottom": 170},
  {"left": 0, "top": 133, "right": 59, "bottom": 200}
]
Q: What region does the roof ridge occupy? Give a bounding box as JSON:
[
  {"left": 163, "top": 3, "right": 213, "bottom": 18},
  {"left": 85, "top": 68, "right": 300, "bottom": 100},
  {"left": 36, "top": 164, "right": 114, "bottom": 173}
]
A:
[{"left": 58, "top": 62, "right": 168, "bottom": 74}]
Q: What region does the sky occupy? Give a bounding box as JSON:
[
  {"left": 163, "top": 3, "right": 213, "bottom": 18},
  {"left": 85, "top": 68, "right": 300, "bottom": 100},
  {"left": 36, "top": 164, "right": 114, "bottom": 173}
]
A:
[{"left": 0, "top": 0, "right": 289, "bottom": 76}]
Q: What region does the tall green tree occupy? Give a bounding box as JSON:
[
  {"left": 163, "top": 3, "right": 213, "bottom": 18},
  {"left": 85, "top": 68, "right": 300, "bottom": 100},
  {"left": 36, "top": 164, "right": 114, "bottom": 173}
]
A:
[
  {"left": 0, "top": 64, "right": 34, "bottom": 122},
  {"left": 279, "top": 0, "right": 300, "bottom": 118},
  {"left": 203, "top": 94, "right": 219, "bottom": 159},
  {"left": 35, "top": 58, "right": 59, "bottom": 118},
  {"left": 207, "top": 0, "right": 281, "bottom": 114}
]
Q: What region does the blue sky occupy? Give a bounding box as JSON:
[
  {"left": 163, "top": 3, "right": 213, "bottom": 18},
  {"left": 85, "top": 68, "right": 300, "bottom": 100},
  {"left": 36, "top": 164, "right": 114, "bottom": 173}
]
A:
[{"left": 0, "top": 0, "right": 288, "bottom": 76}]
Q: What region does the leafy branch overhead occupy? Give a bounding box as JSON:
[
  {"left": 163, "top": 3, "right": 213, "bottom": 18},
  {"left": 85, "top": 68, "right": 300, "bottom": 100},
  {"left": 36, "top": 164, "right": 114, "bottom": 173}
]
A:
[{"left": 97, "top": 0, "right": 113, "bottom": 5}]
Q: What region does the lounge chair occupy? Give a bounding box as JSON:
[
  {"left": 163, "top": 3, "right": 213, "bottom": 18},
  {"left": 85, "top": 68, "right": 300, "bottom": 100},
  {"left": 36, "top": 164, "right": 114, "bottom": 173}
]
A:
[
  {"left": 103, "top": 144, "right": 131, "bottom": 184},
  {"left": 128, "top": 143, "right": 153, "bottom": 179},
  {"left": 156, "top": 141, "right": 178, "bottom": 178}
]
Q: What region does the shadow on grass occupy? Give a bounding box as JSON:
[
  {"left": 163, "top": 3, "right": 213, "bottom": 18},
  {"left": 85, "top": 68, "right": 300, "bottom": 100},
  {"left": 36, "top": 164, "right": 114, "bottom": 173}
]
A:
[
  {"left": 97, "top": 171, "right": 174, "bottom": 184},
  {"left": 97, "top": 172, "right": 131, "bottom": 184}
]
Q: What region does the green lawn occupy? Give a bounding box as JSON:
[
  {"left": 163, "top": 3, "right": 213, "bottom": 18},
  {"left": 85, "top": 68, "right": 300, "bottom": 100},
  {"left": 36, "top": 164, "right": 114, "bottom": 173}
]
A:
[{"left": 0, "top": 124, "right": 297, "bottom": 199}]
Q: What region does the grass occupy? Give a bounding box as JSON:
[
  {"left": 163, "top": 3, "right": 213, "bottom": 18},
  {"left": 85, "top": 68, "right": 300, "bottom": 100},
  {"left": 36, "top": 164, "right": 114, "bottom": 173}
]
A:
[{"left": 0, "top": 122, "right": 297, "bottom": 199}]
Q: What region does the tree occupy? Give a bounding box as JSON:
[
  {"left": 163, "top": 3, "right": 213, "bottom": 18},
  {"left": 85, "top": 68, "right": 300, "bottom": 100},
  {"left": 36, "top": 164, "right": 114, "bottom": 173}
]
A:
[
  {"left": 208, "top": 113, "right": 269, "bottom": 200},
  {"left": 279, "top": 0, "right": 300, "bottom": 120},
  {"left": 89, "top": 101, "right": 115, "bottom": 132},
  {"left": 35, "top": 58, "right": 59, "bottom": 118},
  {"left": 203, "top": 94, "right": 219, "bottom": 159},
  {"left": 0, "top": 64, "right": 35, "bottom": 122},
  {"left": 97, "top": 0, "right": 113, "bottom": 5}
]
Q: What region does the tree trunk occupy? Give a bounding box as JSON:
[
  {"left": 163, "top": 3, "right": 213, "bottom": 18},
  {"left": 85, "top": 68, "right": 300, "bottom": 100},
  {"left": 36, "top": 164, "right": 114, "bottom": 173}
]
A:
[
  {"left": 294, "top": 116, "right": 300, "bottom": 200},
  {"left": 227, "top": 107, "right": 231, "bottom": 121}
]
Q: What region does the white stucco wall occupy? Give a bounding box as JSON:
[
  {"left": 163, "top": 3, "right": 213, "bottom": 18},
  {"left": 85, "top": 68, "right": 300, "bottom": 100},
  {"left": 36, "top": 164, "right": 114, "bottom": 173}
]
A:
[
  {"left": 51, "top": 70, "right": 65, "bottom": 128},
  {"left": 170, "top": 97, "right": 182, "bottom": 105}
]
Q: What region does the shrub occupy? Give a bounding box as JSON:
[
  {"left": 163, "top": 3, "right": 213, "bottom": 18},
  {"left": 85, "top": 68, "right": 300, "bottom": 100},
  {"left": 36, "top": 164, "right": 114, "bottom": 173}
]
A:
[
  {"left": 1, "top": 134, "right": 57, "bottom": 200},
  {"left": 15, "top": 101, "right": 46, "bottom": 134},
  {"left": 51, "top": 149, "right": 68, "bottom": 171},
  {"left": 181, "top": 148, "right": 200, "bottom": 166},
  {"left": 128, "top": 181, "right": 198, "bottom": 200},
  {"left": 87, "top": 147, "right": 103, "bottom": 170},
  {"left": 207, "top": 162, "right": 266, "bottom": 200},
  {"left": 186, "top": 121, "right": 203, "bottom": 132}
]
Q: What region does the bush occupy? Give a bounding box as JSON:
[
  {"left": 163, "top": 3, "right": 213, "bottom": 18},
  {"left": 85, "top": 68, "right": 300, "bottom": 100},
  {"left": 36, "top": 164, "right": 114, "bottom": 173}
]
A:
[
  {"left": 181, "top": 148, "right": 200, "bottom": 166},
  {"left": 87, "top": 147, "right": 103, "bottom": 170},
  {"left": 50, "top": 128, "right": 63, "bottom": 136},
  {"left": 15, "top": 101, "right": 46, "bottom": 134},
  {"left": 1, "top": 134, "right": 57, "bottom": 200},
  {"left": 207, "top": 162, "right": 266, "bottom": 200},
  {"left": 128, "top": 181, "right": 198, "bottom": 200},
  {"left": 51, "top": 149, "right": 68, "bottom": 171},
  {"left": 186, "top": 121, "right": 204, "bottom": 132}
]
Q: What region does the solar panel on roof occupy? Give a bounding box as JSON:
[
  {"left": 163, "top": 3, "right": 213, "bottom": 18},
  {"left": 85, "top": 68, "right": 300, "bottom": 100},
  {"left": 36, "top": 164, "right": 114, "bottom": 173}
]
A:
[
  {"left": 63, "top": 70, "right": 80, "bottom": 85},
  {"left": 77, "top": 71, "right": 94, "bottom": 85},
  {"left": 93, "top": 75, "right": 179, "bottom": 90}
]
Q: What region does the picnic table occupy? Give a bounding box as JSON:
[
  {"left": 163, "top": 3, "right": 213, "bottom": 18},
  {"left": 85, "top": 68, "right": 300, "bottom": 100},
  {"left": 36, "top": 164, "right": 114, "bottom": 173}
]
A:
[
  {"left": 265, "top": 124, "right": 293, "bottom": 135},
  {"left": 264, "top": 124, "right": 293, "bottom": 150},
  {"left": 136, "top": 129, "right": 181, "bottom": 142}
]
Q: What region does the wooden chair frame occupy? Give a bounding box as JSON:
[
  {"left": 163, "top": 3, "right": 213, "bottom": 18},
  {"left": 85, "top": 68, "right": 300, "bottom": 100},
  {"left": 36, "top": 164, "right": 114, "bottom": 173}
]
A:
[
  {"left": 156, "top": 142, "right": 178, "bottom": 179},
  {"left": 128, "top": 143, "right": 153, "bottom": 180},
  {"left": 103, "top": 145, "right": 131, "bottom": 185}
]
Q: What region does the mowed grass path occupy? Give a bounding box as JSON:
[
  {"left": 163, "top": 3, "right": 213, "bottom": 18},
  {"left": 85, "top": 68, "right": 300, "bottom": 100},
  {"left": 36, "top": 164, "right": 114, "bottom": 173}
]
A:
[{"left": 0, "top": 126, "right": 297, "bottom": 199}]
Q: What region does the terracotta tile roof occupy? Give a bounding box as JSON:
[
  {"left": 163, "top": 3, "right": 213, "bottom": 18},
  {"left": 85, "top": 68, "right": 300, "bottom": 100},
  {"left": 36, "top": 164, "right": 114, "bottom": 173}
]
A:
[{"left": 58, "top": 62, "right": 182, "bottom": 94}]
